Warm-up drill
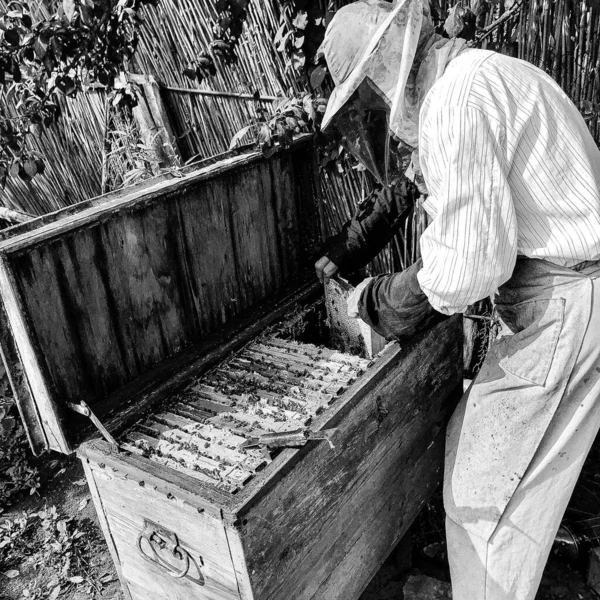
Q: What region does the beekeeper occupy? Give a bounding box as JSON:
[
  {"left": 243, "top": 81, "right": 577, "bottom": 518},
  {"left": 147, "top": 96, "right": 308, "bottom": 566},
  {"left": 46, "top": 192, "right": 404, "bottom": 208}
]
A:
[{"left": 315, "top": 1, "right": 600, "bottom": 598}]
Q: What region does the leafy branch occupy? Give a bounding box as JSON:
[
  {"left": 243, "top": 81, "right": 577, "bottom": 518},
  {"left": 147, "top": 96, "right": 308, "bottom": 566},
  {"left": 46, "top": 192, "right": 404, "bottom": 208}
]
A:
[{"left": 0, "top": 0, "right": 156, "bottom": 185}]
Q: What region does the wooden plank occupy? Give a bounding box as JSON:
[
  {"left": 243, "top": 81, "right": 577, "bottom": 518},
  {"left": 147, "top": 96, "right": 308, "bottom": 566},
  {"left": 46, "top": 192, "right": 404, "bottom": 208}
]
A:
[
  {"left": 85, "top": 458, "right": 241, "bottom": 600},
  {"left": 307, "top": 432, "right": 445, "bottom": 600},
  {"left": 96, "top": 201, "right": 189, "bottom": 373},
  {"left": 81, "top": 459, "right": 133, "bottom": 600},
  {"left": 55, "top": 231, "right": 133, "bottom": 396},
  {"left": 271, "top": 152, "right": 300, "bottom": 282},
  {"left": 291, "top": 143, "right": 321, "bottom": 274},
  {"left": 0, "top": 287, "right": 46, "bottom": 454},
  {"left": 0, "top": 256, "right": 70, "bottom": 453},
  {"left": 78, "top": 438, "right": 231, "bottom": 517},
  {"left": 224, "top": 526, "right": 255, "bottom": 600},
  {"left": 226, "top": 317, "right": 463, "bottom": 599},
  {"left": 227, "top": 165, "right": 279, "bottom": 308},
  {"left": 0, "top": 135, "right": 314, "bottom": 254},
  {"left": 177, "top": 178, "right": 241, "bottom": 333}
]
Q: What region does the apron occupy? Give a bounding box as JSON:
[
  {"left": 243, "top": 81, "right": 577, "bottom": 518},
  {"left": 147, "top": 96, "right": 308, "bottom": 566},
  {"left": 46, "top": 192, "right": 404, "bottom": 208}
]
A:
[{"left": 444, "top": 257, "right": 598, "bottom": 542}]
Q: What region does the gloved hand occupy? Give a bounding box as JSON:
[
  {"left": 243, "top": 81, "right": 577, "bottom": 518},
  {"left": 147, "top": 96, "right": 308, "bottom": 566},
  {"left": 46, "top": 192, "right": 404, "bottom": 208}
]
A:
[
  {"left": 347, "top": 277, "right": 373, "bottom": 318},
  {"left": 315, "top": 256, "right": 339, "bottom": 282}
]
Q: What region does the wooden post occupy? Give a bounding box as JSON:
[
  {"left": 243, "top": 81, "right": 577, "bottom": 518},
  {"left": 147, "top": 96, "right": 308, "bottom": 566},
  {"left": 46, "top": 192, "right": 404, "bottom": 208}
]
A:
[{"left": 127, "top": 73, "right": 182, "bottom": 168}]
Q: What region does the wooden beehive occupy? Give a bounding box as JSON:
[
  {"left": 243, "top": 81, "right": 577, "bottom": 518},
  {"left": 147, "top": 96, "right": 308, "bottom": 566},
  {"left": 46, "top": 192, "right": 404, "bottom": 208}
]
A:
[{"left": 0, "top": 137, "right": 462, "bottom": 600}]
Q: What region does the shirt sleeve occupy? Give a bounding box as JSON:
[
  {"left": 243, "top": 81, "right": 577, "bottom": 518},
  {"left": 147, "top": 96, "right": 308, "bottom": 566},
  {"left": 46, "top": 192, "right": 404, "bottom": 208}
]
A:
[{"left": 416, "top": 106, "right": 518, "bottom": 314}]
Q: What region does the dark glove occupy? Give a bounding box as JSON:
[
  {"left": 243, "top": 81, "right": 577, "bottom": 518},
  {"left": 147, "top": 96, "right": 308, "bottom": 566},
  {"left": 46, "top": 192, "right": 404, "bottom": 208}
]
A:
[{"left": 357, "top": 258, "right": 449, "bottom": 340}]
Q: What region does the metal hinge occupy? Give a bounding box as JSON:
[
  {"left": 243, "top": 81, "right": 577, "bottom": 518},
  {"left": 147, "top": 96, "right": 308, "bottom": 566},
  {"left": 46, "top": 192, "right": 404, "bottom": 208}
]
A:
[{"left": 68, "top": 401, "right": 119, "bottom": 452}]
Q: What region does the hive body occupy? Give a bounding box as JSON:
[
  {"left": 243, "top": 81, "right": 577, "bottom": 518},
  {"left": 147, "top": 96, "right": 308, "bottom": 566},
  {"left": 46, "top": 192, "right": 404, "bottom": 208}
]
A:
[{"left": 79, "top": 315, "right": 462, "bottom": 600}]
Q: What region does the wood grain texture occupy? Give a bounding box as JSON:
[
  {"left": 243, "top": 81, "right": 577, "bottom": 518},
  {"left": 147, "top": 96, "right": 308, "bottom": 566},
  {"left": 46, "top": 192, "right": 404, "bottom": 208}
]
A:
[
  {"left": 82, "top": 460, "right": 133, "bottom": 600},
  {"left": 85, "top": 459, "right": 240, "bottom": 600},
  {"left": 0, "top": 135, "right": 314, "bottom": 252},
  {"left": 230, "top": 317, "right": 463, "bottom": 600},
  {"left": 79, "top": 438, "right": 231, "bottom": 518},
  {"left": 0, "top": 257, "right": 70, "bottom": 452},
  {"left": 0, "top": 284, "right": 46, "bottom": 454},
  {"left": 2, "top": 141, "right": 318, "bottom": 452},
  {"left": 81, "top": 317, "right": 462, "bottom": 600}
]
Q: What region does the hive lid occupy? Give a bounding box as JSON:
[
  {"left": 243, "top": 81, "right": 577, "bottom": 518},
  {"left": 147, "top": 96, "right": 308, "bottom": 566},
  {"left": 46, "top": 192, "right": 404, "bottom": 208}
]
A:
[{"left": 0, "top": 137, "right": 319, "bottom": 455}]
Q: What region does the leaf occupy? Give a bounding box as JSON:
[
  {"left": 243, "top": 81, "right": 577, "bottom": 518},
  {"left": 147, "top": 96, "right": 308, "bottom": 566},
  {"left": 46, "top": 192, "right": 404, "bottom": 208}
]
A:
[
  {"left": 273, "top": 22, "right": 286, "bottom": 46},
  {"left": 291, "top": 48, "right": 306, "bottom": 70},
  {"left": 183, "top": 66, "right": 197, "bottom": 80},
  {"left": 56, "top": 519, "right": 67, "bottom": 533},
  {"left": 49, "top": 585, "right": 61, "bottom": 600},
  {"left": 77, "top": 497, "right": 89, "bottom": 511},
  {"left": 4, "top": 28, "right": 19, "bottom": 46},
  {"left": 470, "top": 0, "right": 487, "bottom": 15},
  {"left": 23, "top": 158, "right": 37, "bottom": 178},
  {"left": 63, "top": 0, "right": 76, "bottom": 22},
  {"left": 444, "top": 4, "right": 465, "bottom": 38},
  {"left": 303, "top": 94, "right": 316, "bottom": 121},
  {"left": 310, "top": 65, "right": 327, "bottom": 90},
  {"left": 72, "top": 478, "right": 86, "bottom": 486},
  {"left": 68, "top": 576, "right": 84, "bottom": 584},
  {"left": 229, "top": 0, "right": 249, "bottom": 17},
  {"left": 276, "top": 30, "right": 293, "bottom": 52},
  {"left": 257, "top": 123, "right": 271, "bottom": 146},
  {"left": 229, "top": 124, "right": 253, "bottom": 150},
  {"left": 3, "top": 570, "right": 19, "bottom": 578},
  {"left": 292, "top": 10, "right": 308, "bottom": 30}
]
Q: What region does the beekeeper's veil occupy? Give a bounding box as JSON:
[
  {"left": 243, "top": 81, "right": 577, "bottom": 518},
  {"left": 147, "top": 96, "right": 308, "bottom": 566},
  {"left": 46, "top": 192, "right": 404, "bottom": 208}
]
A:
[{"left": 320, "top": 0, "right": 465, "bottom": 187}]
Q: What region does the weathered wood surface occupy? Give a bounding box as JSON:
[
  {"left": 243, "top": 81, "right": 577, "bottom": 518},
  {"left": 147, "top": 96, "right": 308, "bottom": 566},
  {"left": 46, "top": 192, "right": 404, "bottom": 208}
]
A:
[
  {"left": 0, "top": 286, "right": 46, "bottom": 454},
  {"left": 81, "top": 460, "right": 133, "bottom": 600},
  {"left": 0, "top": 139, "right": 318, "bottom": 453},
  {"left": 227, "top": 316, "right": 463, "bottom": 600},
  {"left": 84, "top": 457, "right": 240, "bottom": 600},
  {"left": 81, "top": 317, "right": 462, "bottom": 600}
]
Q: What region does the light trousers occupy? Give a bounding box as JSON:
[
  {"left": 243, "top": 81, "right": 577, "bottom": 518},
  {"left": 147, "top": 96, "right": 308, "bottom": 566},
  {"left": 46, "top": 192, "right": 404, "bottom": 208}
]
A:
[{"left": 445, "top": 259, "right": 600, "bottom": 600}]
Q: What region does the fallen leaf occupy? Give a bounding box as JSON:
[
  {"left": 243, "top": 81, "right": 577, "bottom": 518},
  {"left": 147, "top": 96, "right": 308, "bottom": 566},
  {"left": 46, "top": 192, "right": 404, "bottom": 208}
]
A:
[
  {"left": 3, "top": 569, "right": 19, "bottom": 578},
  {"left": 100, "top": 574, "right": 116, "bottom": 583},
  {"left": 49, "top": 585, "right": 61, "bottom": 600},
  {"left": 68, "top": 576, "right": 84, "bottom": 584},
  {"left": 77, "top": 497, "right": 89, "bottom": 512},
  {"left": 72, "top": 479, "right": 87, "bottom": 487},
  {"left": 56, "top": 468, "right": 66, "bottom": 476}
]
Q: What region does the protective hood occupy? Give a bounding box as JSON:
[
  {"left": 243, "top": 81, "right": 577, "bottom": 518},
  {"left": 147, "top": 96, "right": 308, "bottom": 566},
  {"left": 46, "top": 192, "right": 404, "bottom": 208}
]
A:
[{"left": 321, "top": 0, "right": 466, "bottom": 186}]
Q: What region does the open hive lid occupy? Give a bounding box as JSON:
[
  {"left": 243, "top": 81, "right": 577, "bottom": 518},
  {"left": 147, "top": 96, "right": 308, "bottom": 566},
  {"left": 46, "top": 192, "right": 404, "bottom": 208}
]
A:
[{"left": 0, "top": 137, "right": 320, "bottom": 455}]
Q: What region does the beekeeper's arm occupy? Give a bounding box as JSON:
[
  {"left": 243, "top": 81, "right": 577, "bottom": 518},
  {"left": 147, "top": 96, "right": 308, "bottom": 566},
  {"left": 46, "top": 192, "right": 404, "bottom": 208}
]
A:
[
  {"left": 356, "top": 107, "right": 518, "bottom": 339},
  {"left": 315, "top": 180, "right": 412, "bottom": 281}
]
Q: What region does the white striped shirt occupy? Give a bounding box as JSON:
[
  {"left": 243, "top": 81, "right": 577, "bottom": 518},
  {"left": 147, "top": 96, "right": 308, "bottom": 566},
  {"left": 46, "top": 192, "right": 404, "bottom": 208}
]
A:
[{"left": 416, "top": 49, "right": 600, "bottom": 314}]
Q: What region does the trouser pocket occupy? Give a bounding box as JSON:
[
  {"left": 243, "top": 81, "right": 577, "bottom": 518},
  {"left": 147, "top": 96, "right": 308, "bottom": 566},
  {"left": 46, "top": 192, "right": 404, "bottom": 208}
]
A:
[{"left": 492, "top": 297, "right": 565, "bottom": 387}]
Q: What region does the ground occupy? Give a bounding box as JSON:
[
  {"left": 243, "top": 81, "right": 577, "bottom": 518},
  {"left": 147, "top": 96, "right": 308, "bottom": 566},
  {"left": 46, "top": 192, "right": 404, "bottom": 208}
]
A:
[
  {"left": 0, "top": 455, "right": 123, "bottom": 600},
  {"left": 2, "top": 434, "right": 600, "bottom": 600}
]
